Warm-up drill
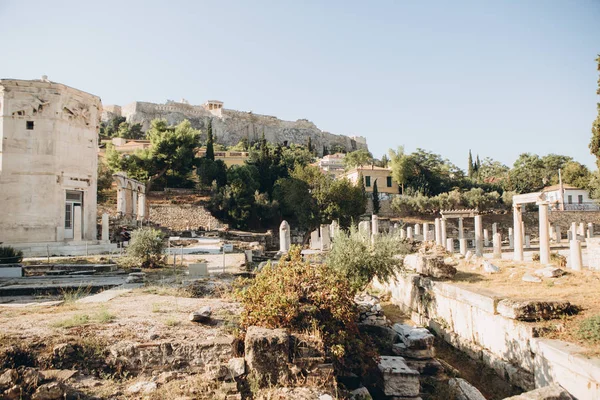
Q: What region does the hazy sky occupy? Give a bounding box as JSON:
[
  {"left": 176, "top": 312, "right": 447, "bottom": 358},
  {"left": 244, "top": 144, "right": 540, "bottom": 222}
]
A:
[{"left": 1, "top": 0, "right": 599, "bottom": 170}]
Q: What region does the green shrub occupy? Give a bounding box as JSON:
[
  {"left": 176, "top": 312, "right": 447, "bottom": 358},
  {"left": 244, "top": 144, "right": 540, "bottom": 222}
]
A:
[
  {"left": 0, "top": 246, "right": 23, "bottom": 264},
  {"left": 123, "top": 227, "right": 165, "bottom": 268},
  {"left": 326, "top": 226, "right": 411, "bottom": 292},
  {"left": 238, "top": 247, "right": 378, "bottom": 375},
  {"left": 577, "top": 315, "right": 600, "bottom": 343}
]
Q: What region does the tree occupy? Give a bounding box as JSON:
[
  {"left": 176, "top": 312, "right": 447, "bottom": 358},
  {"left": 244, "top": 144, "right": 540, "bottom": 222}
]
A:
[
  {"left": 378, "top": 154, "right": 389, "bottom": 168},
  {"left": 389, "top": 146, "right": 412, "bottom": 194},
  {"left": 478, "top": 157, "right": 509, "bottom": 183},
  {"left": 358, "top": 171, "right": 367, "bottom": 201},
  {"left": 344, "top": 149, "right": 373, "bottom": 170},
  {"left": 116, "top": 121, "right": 144, "bottom": 140},
  {"left": 99, "top": 116, "right": 126, "bottom": 138},
  {"left": 468, "top": 150, "right": 474, "bottom": 179},
  {"left": 307, "top": 136, "right": 313, "bottom": 154},
  {"left": 205, "top": 118, "right": 215, "bottom": 161},
  {"left": 372, "top": 179, "right": 380, "bottom": 215},
  {"left": 210, "top": 165, "right": 260, "bottom": 229},
  {"left": 106, "top": 119, "right": 200, "bottom": 193},
  {"left": 197, "top": 158, "right": 227, "bottom": 188},
  {"left": 504, "top": 153, "right": 546, "bottom": 193},
  {"left": 590, "top": 55, "right": 600, "bottom": 166},
  {"left": 561, "top": 161, "right": 591, "bottom": 189}
]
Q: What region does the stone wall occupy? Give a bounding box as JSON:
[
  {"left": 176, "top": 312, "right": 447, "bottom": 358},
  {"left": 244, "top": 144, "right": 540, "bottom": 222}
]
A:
[
  {"left": 373, "top": 273, "right": 600, "bottom": 399},
  {"left": 105, "top": 101, "right": 368, "bottom": 156},
  {"left": 148, "top": 204, "right": 226, "bottom": 232}
]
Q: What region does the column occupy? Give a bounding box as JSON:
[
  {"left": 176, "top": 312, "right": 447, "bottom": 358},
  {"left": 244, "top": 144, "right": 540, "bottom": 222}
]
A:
[
  {"left": 483, "top": 229, "right": 489, "bottom": 247},
  {"left": 310, "top": 230, "right": 320, "bottom": 250},
  {"left": 407, "top": 227, "right": 413, "bottom": 240},
  {"left": 571, "top": 222, "right": 577, "bottom": 240},
  {"left": 555, "top": 225, "right": 561, "bottom": 243},
  {"left": 458, "top": 217, "right": 464, "bottom": 239},
  {"left": 400, "top": 228, "right": 406, "bottom": 240},
  {"left": 588, "top": 223, "right": 594, "bottom": 239},
  {"left": 131, "top": 190, "right": 138, "bottom": 218},
  {"left": 101, "top": 213, "right": 109, "bottom": 243},
  {"left": 414, "top": 224, "right": 421, "bottom": 237},
  {"left": 513, "top": 205, "right": 524, "bottom": 261},
  {"left": 441, "top": 219, "right": 447, "bottom": 246},
  {"left": 372, "top": 215, "right": 379, "bottom": 236},
  {"left": 320, "top": 224, "right": 331, "bottom": 251},
  {"left": 434, "top": 218, "right": 442, "bottom": 245},
  {"left": 279, "top": 220, "right": 290, "bottom": 253},
  {"left": 538, "top": 202, "right": 550, "bottom": 264},
  {"left": 459, "top": 238, "right": 467, "bottom": 255},
  {"left": 569, "top": 240, "right": 583, "bottom": 271},
  {"left": 492, "top": 223, "right": 498, "bottom": 237},
  {"left": 137, "top": 192, "right": 146, "bottom": 220},
  {"left": 423, "top": 223, "right": 430, "bottom": 241},
  {"left": 579, "top": 222, "right": 585, "bottom": 237},
  {"left": 117, "top": 188, "right": 127, "bottom": 215},
  {"left": 524, "top": 235, "right": 531, "bottom": 249},
  {"left": 493, "top": 233, "right": 502, "bottom": 259},
  {"left": 474, "top": 215, "right": 483, "bottom": 257},
  {"left": 73, "top": 205, "right": 82, "bottom": 242},
  {"left": 446, "top": 238, "right": 454, "bottom": 253},
  {"left": 550, "top": 225, "right": 555, "bottom": 242},
  {"left": 508, "top": 228, "right": 514, "bottom": 249}
]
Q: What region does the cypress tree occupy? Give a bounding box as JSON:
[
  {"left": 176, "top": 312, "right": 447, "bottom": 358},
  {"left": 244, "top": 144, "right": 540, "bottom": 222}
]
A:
[
  {"left": 307, "top": 136, "right": 313, "bottom": 153},
  {"left": 468, "top": 150, "right": 474, "bottom": 179},
  {"left": 205, "top": 119, "right": 215, "bottom": 161},
  {"left": 358, "top": 171, "right": 367, "bottom": 200},
  {"left": 372, "top": 179, "right": 380, "bottom": 215},
  {"left": 590, "top": 55, "right": 600, "bottom": 167}
]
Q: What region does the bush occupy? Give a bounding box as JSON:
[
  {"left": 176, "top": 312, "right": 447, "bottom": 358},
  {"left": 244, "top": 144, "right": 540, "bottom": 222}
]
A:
[
  {"left": 326, "top": 226, "right": 411, "bottom": 293},
  {"left": 238, "top": 247, "right": 378, "bottom": 375},
  {"left": 0, "top": 246, "right": 23, "bottom": 264},
  {"left": 577, "top": 315, "right": 600, "bottom": 343},
  {"left": 123, "top": 227, "right": 165, "bottom": 268}
]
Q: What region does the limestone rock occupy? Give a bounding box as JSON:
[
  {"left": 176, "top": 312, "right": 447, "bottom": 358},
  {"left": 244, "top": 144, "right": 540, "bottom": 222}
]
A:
[
  {"left": 502, "top": 384, "right": 573, "bottom": 399},
  {"left": 0, "top": 369, "right": 17, "bottom": 390},
  {"left": 228, "top": 357, "right": 246, "bottom": 378},
  {"left": 392, "top": 342, "right": 435, "bottom": 360},
  {"left": 244, "top": 326, "right": 290, "bottom": 387},
  {"left": 482, "top": 260, "right": 500, "bottom": 273},
  {"left": 31, "top": 382, "right": 65, "bottom": 400},
  {"left": 126, "top": 381, "right": 158, "bottom": 394},
  {"left": 126, "top": 272, "right": 146, "bottom": 283},
  {"left": 154, "top": 371, "right": 179, "bottom": 384},
  {"left": 497, "top": 299, "right": 573, "bottom": 322},
  {"left": 377, "top": 356, "right": 420, "bottom": 397},
  {"left": 448, "top": 378, "right": 486, "bottom": 400},
  {"left": 404, "top": 358, "right": 443, "bottom": 375},
  {"left": 22, "top": 368, "right": 43, "bottom": 388},
  {"left": 2, "top": 385, "right": 21, "bottom": 400},
  {"left": 189, "top": 306, "right": 212, "bottom": 323},
  {"left": 350, "top": 387, "right": 373, "bottom": 400},
  {"left": 392, "top": 323, "right": 435, "bottom": 349},
  {"left": 534, "top": 267, "right": 565, "bottom": 278},
  {"left": 403, "top": 253, "right": 457, "bottom": 279},
  {"left": 522, "top": 274, "right": 542, "bottom": 283}
]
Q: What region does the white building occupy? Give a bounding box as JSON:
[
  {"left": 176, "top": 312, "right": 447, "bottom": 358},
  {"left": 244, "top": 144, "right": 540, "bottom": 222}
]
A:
[
  {"left": 317, "top": 153, "right": 346, "bottom": 177},
  {"left": 542, "top": 184, "right": 599, "bottom": 211},
  {"left": 0, "top": 77, "right": 112, "bottom": 254}
]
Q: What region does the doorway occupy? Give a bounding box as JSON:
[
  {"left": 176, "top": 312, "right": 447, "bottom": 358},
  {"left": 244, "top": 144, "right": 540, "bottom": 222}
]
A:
[{"left": 64, "top": 190, "right": 83, "bottom": 240}]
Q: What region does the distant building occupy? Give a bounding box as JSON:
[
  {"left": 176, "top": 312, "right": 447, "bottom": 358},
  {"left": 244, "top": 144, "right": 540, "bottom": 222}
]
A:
[
  {"left": 339, "top": 165, "right": 399, "bottom": 195},
  {"left": 542, "top": 184, "right": 599, "bottom": 211},
  {"left": 196, "top": 149, "right": 249, "bottom": 167},
  {"left": 316, "top": 153, "right": 346, "bottom": 178},
  {"left": 0, "top": 77, "right": 102, "bottom": 246}
]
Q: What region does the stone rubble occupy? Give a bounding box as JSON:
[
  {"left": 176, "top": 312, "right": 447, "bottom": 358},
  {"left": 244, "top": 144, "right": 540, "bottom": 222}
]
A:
[
  {"left": 482, "top": 260, "right": 500, "bottom": 273},
  {"left": 355, "top": 293, "right": 389, "bottom": 326},
  {"left": 522, "top": 273, "right": 542, "bottom": 283},
  {"left": 502, "top": 383, "right": 573, "bottom": 399},
  {"left": 126, "top": 272, "right": 146, "bottom": 283},
  {"left": 448, "top": 377, "right": 486, "bottom": 400},
  {"left": 189, "top": 306, "right": 212, "bottom": 323},
  {"left": 403, "top": 253, "right": 457, "bottom": 279},
  {"left": 534, "top": 266, "right": 565, "bottom": 278}
]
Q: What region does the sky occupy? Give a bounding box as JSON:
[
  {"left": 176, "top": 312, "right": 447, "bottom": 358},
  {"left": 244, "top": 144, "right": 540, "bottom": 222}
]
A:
[{"left": 1, "top": 0, "right": 599, "bottom": 171}]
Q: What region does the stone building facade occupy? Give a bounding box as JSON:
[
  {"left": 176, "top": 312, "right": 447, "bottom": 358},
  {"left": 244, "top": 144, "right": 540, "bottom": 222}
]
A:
[
  {"left": 0, "top": 77, "right": 101, "bottom": 245},
  {"left": 102, "top": 99, "right": 368, "bottom": 156}
]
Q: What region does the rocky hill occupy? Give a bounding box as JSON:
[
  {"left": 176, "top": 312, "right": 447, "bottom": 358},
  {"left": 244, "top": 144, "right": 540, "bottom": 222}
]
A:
[{"left": 102, "top": 100, "right": 368, "bottom": 156}]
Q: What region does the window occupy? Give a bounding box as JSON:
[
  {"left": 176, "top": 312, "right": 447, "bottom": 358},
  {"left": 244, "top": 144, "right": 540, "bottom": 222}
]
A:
[
  {"left": 568, "top": 195, "right": 572, "bottom": 204},
  {"left": 579, "top": 195, "right": 583, "bottom": 204},
  {"left": 26, "top": 121, "right": 34, "bottom": 130},
  {"left": 365, "top": 176, "right": 371, "bottom": 187},
  {"left": 387, "top": 176, "right": 392, "bottom": 187},
  {"left": 64, "top": 204, "right": 72, "bottom": 229}
]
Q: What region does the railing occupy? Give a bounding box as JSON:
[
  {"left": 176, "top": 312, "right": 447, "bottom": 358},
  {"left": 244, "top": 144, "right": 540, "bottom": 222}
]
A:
[{"left": 550, "top": 202, "right": 600, "bottom": 211}]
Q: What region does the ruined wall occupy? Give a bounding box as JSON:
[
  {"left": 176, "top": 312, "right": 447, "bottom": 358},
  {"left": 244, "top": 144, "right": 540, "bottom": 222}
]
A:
[
  {"left": 108, "top": 101, "right": 368, "bottom": 156},
  {"left": 0, "top": 79, "right": 101, "bottom": 243},
  {"left": 373, "top": 274, "right": 600, "bottom": 399}
]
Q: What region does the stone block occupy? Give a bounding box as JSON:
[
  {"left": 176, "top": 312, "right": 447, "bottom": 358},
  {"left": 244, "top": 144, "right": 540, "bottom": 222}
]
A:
[
  {"left": 403, "top": 358, "right": 442, "bottom": 375},
  {"left": 350, "top": 387, "right": 373, "bottom": 400},
  {"left": 377, "top": 356, "right": 420, "bottom": 397},
  {"left": 188, "top": 263, "right": 208, "bottom": 277},
  {"left": 534, "top": 267, "right": 564, "bottom": 278},
  {"left": 497, "top": 299, "right": 572, "bottom": 321},
  {"left": 228, "top": 357, "right": 245, "bottom": 378},
  {"left": 502, "top": 384, "right": 573, "bottom": 399},
  {"left": 391, "top": 343, "right": 435, "bottom": 360},
  {"left": 403, "top": 253, "right": 457, "bottom": 279},
  {"left": 244, "top": 326, "right": 290, "bottom": 387},
  {"left": 392, "top": 324, "right": 434, "bottom": 349},
  {"left": 0, "top": 266, "right": 22, "bottom": 278},
  {"left": 189, "top": 306, "right": 212, "bottom": 323},
  {"left": 448, "top": 378, "right": 486, "bottom": 400}
]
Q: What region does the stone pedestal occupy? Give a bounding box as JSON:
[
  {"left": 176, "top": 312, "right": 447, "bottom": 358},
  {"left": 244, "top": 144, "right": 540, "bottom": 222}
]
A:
[
  {"left": 414, "top": 224, "right": 421, "bottom": 236},
  {"left": 446, "top": 238, "right": 454, "bottom": 253},
  {"left": 588, "top": 223, "right": 594, "bottom": 239},
  {"left": 569, "top": 240, "right": 583, "bottom": 271},
  {"left": 493, "top": 233, "right": 502, "bottom": 259},
  {"left": 483, "top": 229, "right": 489, "bottom": 247},
  {"left": 310, "top": 230, "right": 320, "bottom": 250},
  {"left": 101, "top": 213, "right": 109, "bottom": 243},
  {"left": 320, "top": 224, "right": 331, "bottom": 251},
  {"left": 407, "top": 227, "right": 413, "bottom": 240},
  {"left": 459, "top": 238, "right": 467, "bottom": 256},
  {"left": 359, "top": 221, "right": 371, "bottom": 237},
  {"left": 400, "top": 228, "right": 406, "bottom": 240},
  {"left": 279, "top": 220, "right": 291, "bottom": 253}
]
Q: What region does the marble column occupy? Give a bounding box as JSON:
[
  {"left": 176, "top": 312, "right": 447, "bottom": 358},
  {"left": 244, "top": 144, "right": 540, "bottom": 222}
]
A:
[
  {"left": 588, "top": 223, "right": 594, "bottom": 239},
  {"left": 570, "top": 222, "right": 577, "bottom": 240},
  {"left": 493, "top": 233, "right": 502, "bottom": 259},
  {"left": 435, "top": 218, "right": 442, "bottom": 246},
  {"left": 441, "top": 219, "right": 447, "bottom": 247},
  {"left": 569, "top": 240, "right": 583, "bottom": 271},
  {"left": 459, "top": 238, "right": 467, "bottom": 255},
  {"left": 579, "top": 222, "right": 585, "bottom": 237},
  {"left": 446, "top": 238, "right": 454, "bottom": 253},
  {"left": 415, "top": 224, "right": 421, "bottom": 237},
  {"left": 483, "top": 229, "right": 489, "bottom": 247},
  {"left": 538, "top": 202, "right": 550, "bottom": 264},
  {"left": 137, "top": 192, "right": 146, "bottom": 220},
  {"left": 524, "top": 235, "right": 531, "bottom": 249},
  {"left": 458, "top": 217, "right": 464, "bottom": 240},
  {"left": 492, "top": 223, "right": 498, "bottom": 237},
  {"left": 320, "top": 224, "right": 331, "bottom": 251},
  {"left": 474, "top": 215, "right": 483, "bottom": 257},
  {"left": 400, "top": 228, "right": 406, "bottom": 240},
  {"left": 423, "top": 223, "right": 430, "bottom": 241},
  {"left": 407, "top": 227, "right": 413, "bottom": 240},
  {"left": 117, "top": 188, "right": 127, "bottom": 216},
  {"left": 508, "top": 228, "right": 514, "bottom": 249},
  {"left": 279, "top": 220, "right": 291, "bottom": 253},
  {"left": 101, "top": 213, "right": 109, "bottom": 243},
  {"left": 513, "top": 205, "right": 524, "bottom": 262},
  {"left": 555, "top": 225, "right": 561, "bottom": 243}
]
